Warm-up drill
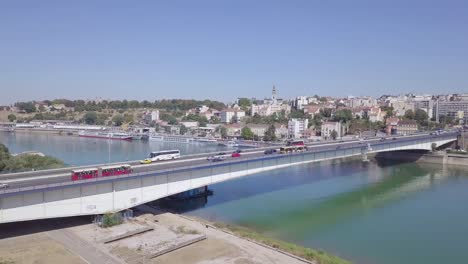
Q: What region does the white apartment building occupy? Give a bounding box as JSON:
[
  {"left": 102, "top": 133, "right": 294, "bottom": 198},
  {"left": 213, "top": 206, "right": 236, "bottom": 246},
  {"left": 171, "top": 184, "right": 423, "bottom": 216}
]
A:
[
  {"left": 220, "top": 109, "right": 245, "bottom": 123},
  {"left": 143, "top": 110, "right": 159, "bottom": 123},
  {"left": 288, "top": 118, "right": 308, "bottom": 138}
]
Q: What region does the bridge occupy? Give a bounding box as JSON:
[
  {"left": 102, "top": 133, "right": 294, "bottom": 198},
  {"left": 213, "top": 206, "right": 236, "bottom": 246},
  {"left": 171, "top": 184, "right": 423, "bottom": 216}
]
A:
[{"left": 0, "top": 132, "right": 460, "bottom": 224}]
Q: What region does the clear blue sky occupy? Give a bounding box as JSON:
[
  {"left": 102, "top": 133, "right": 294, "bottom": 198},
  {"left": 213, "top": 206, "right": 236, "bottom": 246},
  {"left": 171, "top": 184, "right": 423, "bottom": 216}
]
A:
[{"left": 1, "top": 0, "right": 468, "bottom": 104}]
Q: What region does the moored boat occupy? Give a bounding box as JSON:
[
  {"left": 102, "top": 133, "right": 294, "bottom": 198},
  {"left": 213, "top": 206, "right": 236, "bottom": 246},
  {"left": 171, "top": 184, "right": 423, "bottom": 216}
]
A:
[{"left": 78, "top": 131, "right": 133, "bottom": 140}]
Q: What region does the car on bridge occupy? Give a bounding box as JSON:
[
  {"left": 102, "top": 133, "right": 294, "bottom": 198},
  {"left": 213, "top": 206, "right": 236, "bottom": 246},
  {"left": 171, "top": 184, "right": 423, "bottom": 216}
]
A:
[
  {"left": 139, "top": 158, "right": 152, "bottom": 164},
  {"left": 264, "top": 149, "right": 277, "bottom": 155},
  {"left": 231, "top": 152, "right": 241, "bottom": 158},
  {"left": 0, "top": 183, "right": 8, "bottom": 189},
  {"left": 211, "top": 155, "right": 226, "bottom": 162}
]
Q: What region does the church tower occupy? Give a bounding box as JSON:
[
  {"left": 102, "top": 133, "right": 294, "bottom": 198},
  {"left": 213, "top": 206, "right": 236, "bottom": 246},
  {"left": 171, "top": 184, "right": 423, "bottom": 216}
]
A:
[{"left": 272, "top": 85, "right": 277, "bottom": 105}]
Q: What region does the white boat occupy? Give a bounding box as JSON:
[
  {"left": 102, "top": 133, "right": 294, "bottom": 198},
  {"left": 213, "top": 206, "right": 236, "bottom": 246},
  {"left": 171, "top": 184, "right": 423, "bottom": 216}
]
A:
[
  {"left": 78, "top": 131, "right": 133, "bottom": 140},
  {"left": 149, "top": 134, "right": 194, "bottom": 143},
  {"left": 218, "top": 140, "right": 239, "bottom": 147}
]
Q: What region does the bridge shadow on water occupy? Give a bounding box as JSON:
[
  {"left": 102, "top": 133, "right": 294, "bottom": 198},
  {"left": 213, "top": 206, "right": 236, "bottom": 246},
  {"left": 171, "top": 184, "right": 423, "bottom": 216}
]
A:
[{"left": 156, "top": 156, "right": 412, "bottom": 215}]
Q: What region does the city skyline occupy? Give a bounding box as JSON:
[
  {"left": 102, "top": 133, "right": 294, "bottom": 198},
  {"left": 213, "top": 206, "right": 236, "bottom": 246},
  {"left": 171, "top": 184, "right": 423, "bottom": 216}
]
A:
[{"left": 2, "top": 1, "right": 468, "bottom": 104}]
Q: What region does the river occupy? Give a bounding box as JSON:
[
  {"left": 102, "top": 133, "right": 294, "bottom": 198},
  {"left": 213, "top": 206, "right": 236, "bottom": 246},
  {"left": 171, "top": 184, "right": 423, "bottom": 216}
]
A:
[{"left": 1, "top": 132, "right": 468, "bottom": 264}]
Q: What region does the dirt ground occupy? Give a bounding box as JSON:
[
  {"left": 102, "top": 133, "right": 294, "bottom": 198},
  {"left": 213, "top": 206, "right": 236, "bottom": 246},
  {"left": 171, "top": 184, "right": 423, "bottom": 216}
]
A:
[
  {"left": 0, "top": 207, "right": 310, "bottom": 264},
  {"left": 0, "top": 233, "right": 85, "bottom": 264}
]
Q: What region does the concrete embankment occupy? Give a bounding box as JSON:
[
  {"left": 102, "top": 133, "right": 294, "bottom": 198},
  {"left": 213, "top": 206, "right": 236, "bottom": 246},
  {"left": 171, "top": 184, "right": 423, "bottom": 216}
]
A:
[{"left": 374, "top": 151, "right": 468, "bottom": 167}]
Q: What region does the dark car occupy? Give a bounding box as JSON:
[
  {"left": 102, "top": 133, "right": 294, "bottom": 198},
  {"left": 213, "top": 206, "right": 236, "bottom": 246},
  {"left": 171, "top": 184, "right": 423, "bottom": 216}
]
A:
[
  {"left": 234, "top": 149, "right": 242, "bottom": 153},
  {"left": 380, "top": 137, "right": 386, "bottom": 141},
  {"left": 264, "top": 149, "right": 277, "bottom": 155},
  {"left": 392, "top": 137, "right": 397, "bottom": 140},
  {"left": 217, "top": 152, "right": 226, "bottom": 155}
]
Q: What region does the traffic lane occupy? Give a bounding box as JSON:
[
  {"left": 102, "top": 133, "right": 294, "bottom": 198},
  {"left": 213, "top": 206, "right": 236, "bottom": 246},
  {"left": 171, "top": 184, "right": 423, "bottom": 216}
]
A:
[
  {"left": 0, "top": 133, "right": 438, "bottom": 180},
  {"left": 6, "top": 143, "right": 367, "bottom": 189},
  {"left": 4, "top": 141, "right": 368, "bottom": 188},
  {"left": 4, "top": 133, "right": 449, "bottom": 189}
]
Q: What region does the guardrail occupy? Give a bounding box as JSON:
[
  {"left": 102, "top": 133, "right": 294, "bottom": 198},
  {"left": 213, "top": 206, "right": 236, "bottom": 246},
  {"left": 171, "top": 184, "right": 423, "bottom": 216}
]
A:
[{"left": 0, "top": 132, "right": 458, "bottom": 197}]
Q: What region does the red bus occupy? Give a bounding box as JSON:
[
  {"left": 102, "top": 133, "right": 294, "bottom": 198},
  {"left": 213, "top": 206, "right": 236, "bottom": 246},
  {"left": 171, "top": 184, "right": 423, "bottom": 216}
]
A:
[
  {"left": 71, "top": 164, "right": 133, "bottom": 181},
  {"left": 286, "top": 140, "right": 305, "bottom": 146},
  {"left": 71, "top": 168, "right": 98, "bottom": 181},
  {"left": 101, "top": 164, "right": 133, "bottom": 177}
]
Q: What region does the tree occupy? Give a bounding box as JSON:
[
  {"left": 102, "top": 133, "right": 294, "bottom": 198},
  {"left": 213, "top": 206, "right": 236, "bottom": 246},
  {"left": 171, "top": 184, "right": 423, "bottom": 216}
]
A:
[
  {"left": 333, "top": 109, "right": 353, "bottom": 122},
  {"left": 15, "top": 102, "right": 36, "bottom": 113},
  {"left": 83, "top": 111, "right": 98, "bottom": 124},
  {"left": 180, "top": 124, "right": 188, "bottom": 135},
  {"left": 289, "top": 109, "right": 306, "bottom": 119},
  {"left": 320, "top": 108, "right": 332, "bottom": 118},
  {"left": 123, "top": 113, "right": 134, "bottom": 124},
  {"left": 264, "top": 125, "right": 277, "bottom": 141},
  {"left": 7, "top": 114, "right": 16, "bottom": 122},
  {"left": 220, "top": 126, "right": 227, "bottom": 139},
  {"left": 330, "top": 130, "right": 338, "bottom": 140},
  {"left": 238, "top": 98, "right": 251, "bottom": 111},
  {"left": 404, "top": 109, "right": 415, "bottom": 120},
  {"left": 112, "top": 114, "right": 124, "bottom": 126},
  {"left": 241, "top": 127, "right": 254, "bottom": 140},
  {"left": 381, "top": 106, "right": 394, "bottom": 117},
  {"left": 414, "top": 109, "right": 428, "bottom": 123}
]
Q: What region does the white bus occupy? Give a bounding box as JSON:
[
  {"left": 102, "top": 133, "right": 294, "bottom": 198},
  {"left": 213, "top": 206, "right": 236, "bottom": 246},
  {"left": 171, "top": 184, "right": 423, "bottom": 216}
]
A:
[{"left": 149, "top": 150, "right": 181, "bottom": 161}]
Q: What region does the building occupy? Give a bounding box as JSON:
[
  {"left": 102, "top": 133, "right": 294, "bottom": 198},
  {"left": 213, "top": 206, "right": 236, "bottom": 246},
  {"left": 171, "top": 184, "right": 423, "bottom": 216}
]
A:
[
  {"left": 248, "top": 124, "right": 269, "bottom": 138},
  {"left": 412, "top": 98, "right": 435, "bottom": 119},
  {"left": 225, "top": 123, "right": 241, "bottom": 137},
  {"left": 143, "top": 110, "right": 159, "bottom": 123},
  {"left": 304, "top": 105, "right": 321, "bottom": 118},
  {"left": 294, "top": 96, "right": 309, "bottom": 110},
  {"left": 345, "top": 96, "right": 378, "bottom": 108},
  {"left": 220, "top": 109, "right": 245, "bottom": 123},
  {"left": 385, "top": 117, "right": 400, "bottom": 135},
  {"left": 288, "top": 118, "right": 308, "bottom": 138},
  {"left": 389, "top": 100, "right": 414, "bottom": 117},
  {"left": 367, "top": 107, "right": 386, "bottom": 122},
  {"left": 435, "top": 100, "right": 468, "bottom": 124},
  {"left": 395, "top": 120, "right": 418, "bottom": 135},
  {"left": 321, "top": 121, "right": 344, "bottom": 140}
]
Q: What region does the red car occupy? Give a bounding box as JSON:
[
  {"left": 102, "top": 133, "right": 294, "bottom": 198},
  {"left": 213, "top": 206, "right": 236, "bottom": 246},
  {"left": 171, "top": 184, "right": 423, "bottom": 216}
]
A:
[{"left": 231, "top": 152, "right": 241, "bottom": 158}]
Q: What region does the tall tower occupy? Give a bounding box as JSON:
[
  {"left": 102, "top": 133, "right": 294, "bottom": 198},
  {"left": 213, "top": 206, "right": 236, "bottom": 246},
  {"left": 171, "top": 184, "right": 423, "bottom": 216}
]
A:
[{"left": 272, "top": 85, "right": 277, "bottom": 105}]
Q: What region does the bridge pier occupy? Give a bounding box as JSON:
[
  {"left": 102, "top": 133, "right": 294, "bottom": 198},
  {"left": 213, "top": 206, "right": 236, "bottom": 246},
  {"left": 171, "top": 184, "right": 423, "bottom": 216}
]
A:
[{"left": 361, "top": 148, "right": 369, "bottom": 162}]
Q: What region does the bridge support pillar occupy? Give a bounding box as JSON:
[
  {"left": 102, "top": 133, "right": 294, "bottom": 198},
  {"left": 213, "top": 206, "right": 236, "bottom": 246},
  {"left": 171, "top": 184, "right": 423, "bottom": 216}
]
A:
[{"left": 361, "top": 148, "right": 369, "bottom": 162}]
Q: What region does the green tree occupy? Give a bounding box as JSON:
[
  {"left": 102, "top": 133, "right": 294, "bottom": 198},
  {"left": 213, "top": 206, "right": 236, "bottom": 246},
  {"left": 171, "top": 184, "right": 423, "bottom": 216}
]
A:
[
  {"left": 180, "top": 124, "right": 188, "bottom": 135},
  {"left": 414, "top": 109, "right": 428, "bottom": 123},
  {"left": 330, "top": 130, "right": 338, "bottom": 140},
  {"left": 7, "top": 114, "right": 16, "bottom": 122},
  {"left": 264, "top": 125, "right": 277, "bottom": 141},
  {"left": 123, "top": 113, "right": 134, "bottom": 124},
  {"left": 220, "top": 126, "right": 227, "bottom": 139},
  {"left": 333, "top": 109, "right": 353, "bottom": 122},
  {"left": 238, "top": 98, "right": 251, "bottom": 111},
  {"left": 289, "top": 109, "right": 306, "bottom": 119},
  {"left": 15, "top": 102, "right": 36, "bottom": 113},
  {"left": 404, "top": 109, "right": 415, "bottom": 120},
  {"left": 241, "top": 127, "right": 254, "bottom": 140},
  {"left": 320, "top": 108, "right": 332, "bottom": 118},
  {"left": 84, "top": 111, "right": 98, "bottom": 124},
  {"left": 112, "top": 114, "right": 124, "bottom": 126}
]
